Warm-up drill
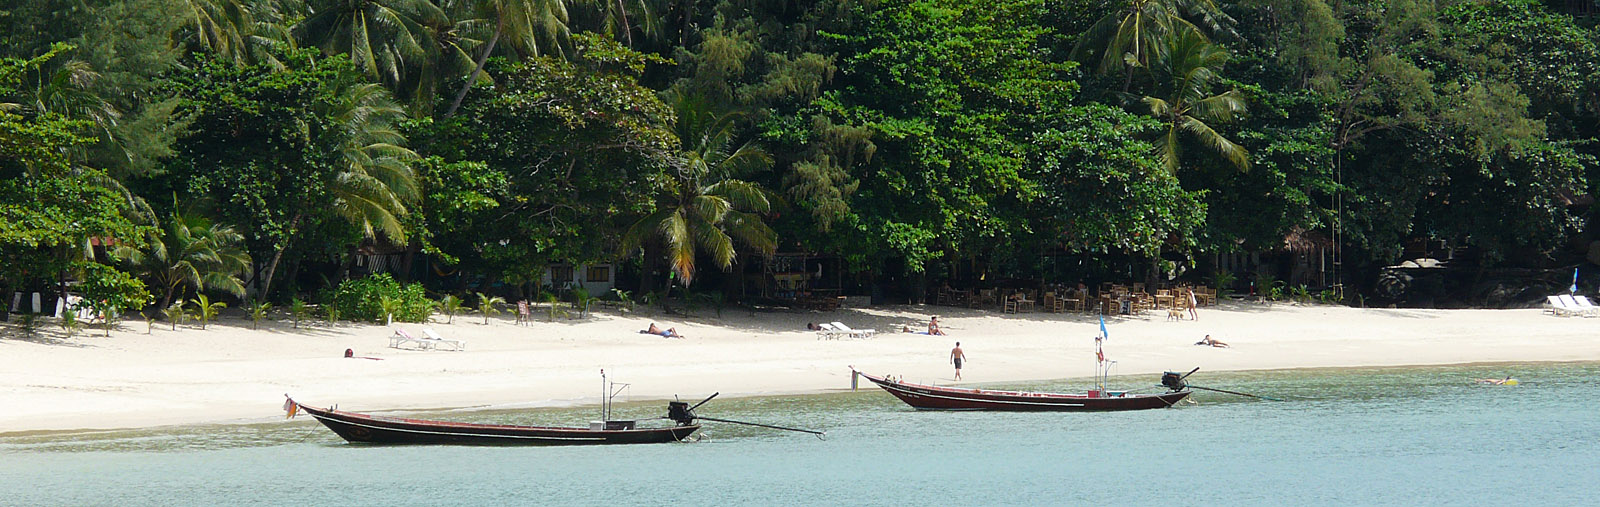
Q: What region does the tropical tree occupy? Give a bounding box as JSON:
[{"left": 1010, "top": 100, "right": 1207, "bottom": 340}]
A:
[
  {"left": 444, "top": 0, "right": 573, "bottom": 117},
  {"left": 169, "top": 50, "right": 419, "bottom": 302},
  {"left": 1070, "top": 0, "right": 1234, "bottom": 82},
  {"left": 190, "top": 293, "right": 226, "bottom": 329},
  {"left": 438, "top": 293, "right": 464, "bottom": 323},
  {"left": 569, "top": 0, "right": 657, "bottom": 47},
  {"left": 475, "top": 291, "right": 504, "bottom": 324},
  {"left": 622, "top": 93, "right": 778, "bottom": 287},
  {"left": 248, "top": 300, "right": 272, "bottom": 329},
  {"left": 320, "top": 79, "right": 420, "bottom": 241},
  {"left": 162, "top": 301, "right": 187, "bottom": 330},
  {"left": 290, "top": 297, "right": 310, "bottom": 328},
  {"left": 293, "top": 0, "right": 448, "bottom": 91},
  {"left": 1139, "top": 28, "right": 1248, "bottom": 172},
  {"left": 113, "top": 207, "right": 251, "bottom": 310},
  {"left": 177, "top": 0, "right": 256, "bottom": 63}
]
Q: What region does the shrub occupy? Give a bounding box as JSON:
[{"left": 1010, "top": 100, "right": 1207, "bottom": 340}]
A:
[
  {"left": 438, "top": 294, "right": 463, "bottom": 323},
  {"left": 329, "top": 274, "right": 434, "bottom": 323},
  {"left": 290, "top": 298, "right": 310, "bottom": 328}
]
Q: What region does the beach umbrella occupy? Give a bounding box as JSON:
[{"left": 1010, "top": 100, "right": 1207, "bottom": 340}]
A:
[{"left": 1571, "top": 268, "right": 1579, "bottom": 294}]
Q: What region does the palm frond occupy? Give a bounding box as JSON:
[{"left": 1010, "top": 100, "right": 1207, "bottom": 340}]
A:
[{"left": 1178, "top": 115, "right": 1249, "bottom": 171}]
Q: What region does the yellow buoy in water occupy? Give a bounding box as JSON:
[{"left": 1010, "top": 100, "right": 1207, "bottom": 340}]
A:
[{"left": 1503, "top": 379, "right": 1519, "bottom": 386}]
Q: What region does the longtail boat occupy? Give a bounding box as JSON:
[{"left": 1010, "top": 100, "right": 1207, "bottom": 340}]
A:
[
  {"left": 854, "top": 315, "right": 1191, "bottom": 411},
  {"left": 287, "top": 371, "right": 824, "bottom": 445},
  {"left": 285, "top": 397, "right": 700, "bottom": 445},
  {"left": 851, "top": 370, "right": 1189, "bottom": 411}
]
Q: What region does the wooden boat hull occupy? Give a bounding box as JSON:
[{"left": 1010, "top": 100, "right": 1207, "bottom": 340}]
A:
[
  {"left": 858, "top": 372, "right": 1189, "bottom": 411},
  {"left": 289, "top": 399, "right": 700, "bottom": 446}
]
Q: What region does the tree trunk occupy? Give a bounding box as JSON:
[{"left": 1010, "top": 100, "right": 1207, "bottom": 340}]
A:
[
  {"left": 443, "top": 27, "right": 502, "bottom": 118},
  {"left": 400, "top": 240, "right": 417, "bottom": 282},
  {"left": 257, "top": 214, "right": 303, "bottom": 304},
  {"left": 160, "top": 282, "right": 179, "bottom": 312}
]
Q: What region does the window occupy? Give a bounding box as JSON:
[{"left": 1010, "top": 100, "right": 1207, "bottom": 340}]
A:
[
  {"left": 550, "top": 265, "right": 573, "bottom": 283},
  {"left": 587, "top": 265, "right": 611, "bottom": 283}
]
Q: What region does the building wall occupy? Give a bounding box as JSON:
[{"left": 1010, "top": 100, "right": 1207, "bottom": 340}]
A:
[{"left": 541, "top": 263, "right": 615, "bottom": 295}]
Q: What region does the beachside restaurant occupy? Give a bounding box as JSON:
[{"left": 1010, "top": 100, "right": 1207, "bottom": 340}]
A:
[
  {"left": 932, "top": 281, "right": 1219, "bottom": 316},
  {"left": 750, "top": 253, "right": 846, "bottom": 310}
]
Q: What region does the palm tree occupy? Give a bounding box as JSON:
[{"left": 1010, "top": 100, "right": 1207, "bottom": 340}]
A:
[
  {"left": 178, "top": 0, "right": 255, "bottom": 63},
  {"left": 323, "top": 79, "right": 420, "bottom": 240},
  {"left": 257, "top": 79, "right": 420, "bottom": 300},
  {"left": 1140, "top": 28, "right": 1248, "bottom": 172},
  {"left": 293, "top": 0, "right": 449, "bottom": 90},
  {"left": 404, "top": 6, "right": 484, "bottom": 112},
  {"left": 443, "top": 0, "right": 573, "bottom": 117},
  {"left": 475, "top": 292, "right": 505, "bottom": 324},
  {"left": 622, "top": 93, "right": 778, "bottom": 286},
  {"left": 190, "top": 293, "right": 227, "bottom": 329},
  {"left": 569, "top": 0, "right": 657, "bottom": 47},
  {"left": 1070, "top": 0, "right": 1233, "bottom": 85},
  {"left": 113, "top": 208, "right": 251, "bottom": 311}
]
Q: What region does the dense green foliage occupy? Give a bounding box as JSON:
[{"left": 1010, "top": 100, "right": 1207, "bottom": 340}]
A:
[
  {"left": 327, "top": 273, "right": 434, "bottom": 323},
  {"left": 4, "top": 0, "right": 1600, "bottom": 312}
]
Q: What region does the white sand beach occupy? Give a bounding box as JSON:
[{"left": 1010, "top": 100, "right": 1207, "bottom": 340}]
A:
[{"left": 3, "top": 302, "right": 1596, "bottom": 433}]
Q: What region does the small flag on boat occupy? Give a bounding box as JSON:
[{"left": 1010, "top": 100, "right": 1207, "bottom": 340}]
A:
[
  {"left": 283, "top": 399, "right": 299, "bottom": 419},
  {"left": 1099, "top": 315, "right": 1108, "bottom": 340}
]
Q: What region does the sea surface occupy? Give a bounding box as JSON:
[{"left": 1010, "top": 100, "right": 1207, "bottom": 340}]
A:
[{"left": 2, "top": 362, "right": 1596, "bottom": 506}]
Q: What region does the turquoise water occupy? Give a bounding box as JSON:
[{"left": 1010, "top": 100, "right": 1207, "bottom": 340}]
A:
[{"left": 3, "top": 362, "right": 1596, "bottom": 505}]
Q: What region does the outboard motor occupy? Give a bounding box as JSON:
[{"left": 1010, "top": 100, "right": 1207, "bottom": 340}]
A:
[
  {"left": 1161, "top": 371, "right": 1188, "bottom": 391},
  {"left": 667, "top": 401, "right": 695, "bottom": 426}
]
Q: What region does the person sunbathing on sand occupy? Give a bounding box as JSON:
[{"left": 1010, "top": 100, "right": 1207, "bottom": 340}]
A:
[
  {"left": 1194, "top": 334, "right": 1229, "bottom": 348},
  {"left": 641, "top": 323, "right": 684, "bottom": 338},
  {"left": 928, "top": 316, "right": 947, "bottom": 336}
]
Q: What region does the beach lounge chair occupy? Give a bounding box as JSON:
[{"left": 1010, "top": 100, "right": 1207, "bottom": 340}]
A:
[
  {"left": 830, "top": 321, "right": 875, "bottom": 339},
  {"left": 816, "top": 323, "right": 841, "bottom": 340},
  {"left": 1547, "top": 295, "right": 1580, "bottom": 317},
  {"left": 391, "top": 328, "right": 433, "bottom": 350},
  {"left": 1569, "top": 295, "right": 1600, "bottom": 317},
  {"left": 422, "top": 328, "right": 466, "bottom": 351}
]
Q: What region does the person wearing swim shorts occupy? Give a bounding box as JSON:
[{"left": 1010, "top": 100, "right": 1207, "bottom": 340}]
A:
[{"left": 951, "top": 342, "right": 967, "bottom": 380}]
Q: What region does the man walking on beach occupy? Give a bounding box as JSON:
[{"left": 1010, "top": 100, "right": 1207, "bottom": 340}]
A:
[{"left": 951, "top": 342, "right": 967, "bottom": 380}]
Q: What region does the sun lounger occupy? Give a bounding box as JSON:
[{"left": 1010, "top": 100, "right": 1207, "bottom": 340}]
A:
[
  {"left": 1548, "top": 295, "right": 1581, "bottom": 317},
  {"left": 422, "top": 328, "right": 466, "bottom": 351},
  {"left": 816, "top": 323, "right": 841, "bottom": 340},
  {"left": 391, "top": 328, "right": 432, "bottom": 350},
  {"left": 830, "top": 321, "right": 875, "bottom": 339},
  {"left": 1569, "top": 295, "right": 1600, "bottom": 317}
]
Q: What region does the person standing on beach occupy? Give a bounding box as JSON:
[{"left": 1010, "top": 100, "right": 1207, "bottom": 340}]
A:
[
  {"left": 951, "top": 342, "right": 967, "bottom": 380},
  {"left": 1186, "top": 289, "right": 1199, "bottom": 321}
]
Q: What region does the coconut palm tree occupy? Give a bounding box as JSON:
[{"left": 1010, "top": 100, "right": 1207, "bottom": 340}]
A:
[
  {"left": 1070, "top": 0, "right": 1233, "bottom": 85},
  {"left": 254, "top": 76, "right": 420, "bottom": 302},
  {"left": 114, "top": 208, "right": 251, "bottom": 311},
  {"left": 178, "top": 0, "right": 255, "bottom": 63},
  {"left": 443, "top": 0, "right": 572, "bottom": 117},
  {"left": 403, "top": 6, "right": 484, "bottom": 113},
  {"left": 293, "top": 0, "right": 449, "bottom": 90},
  {"left": 322, "top": 79, "right": 420, "bottom": 240},
  {"left": 569, "top": 0, "right": 657, "bottom": 47},
  {"left": 622, "top": 93, "right": 778, "bottom": 286},
  {"left": 1140, "top": 28, "right": 1248, "bottom": 172}
]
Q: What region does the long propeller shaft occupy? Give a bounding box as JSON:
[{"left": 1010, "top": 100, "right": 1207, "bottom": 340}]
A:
[
  {"left": 695, "top": 416, "right": 826, "bottom": 439},
  {"left": 1188, "top": 385, "right": 1283, "bottom": 401}
]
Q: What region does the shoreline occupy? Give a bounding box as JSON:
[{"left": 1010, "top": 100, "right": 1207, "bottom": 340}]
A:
[
  {"left": 4, "top": 301, "right": 1598, "bottom": 435},
  {"left": 4, "top": 358, "right": 1585, "bottom": 439}
]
